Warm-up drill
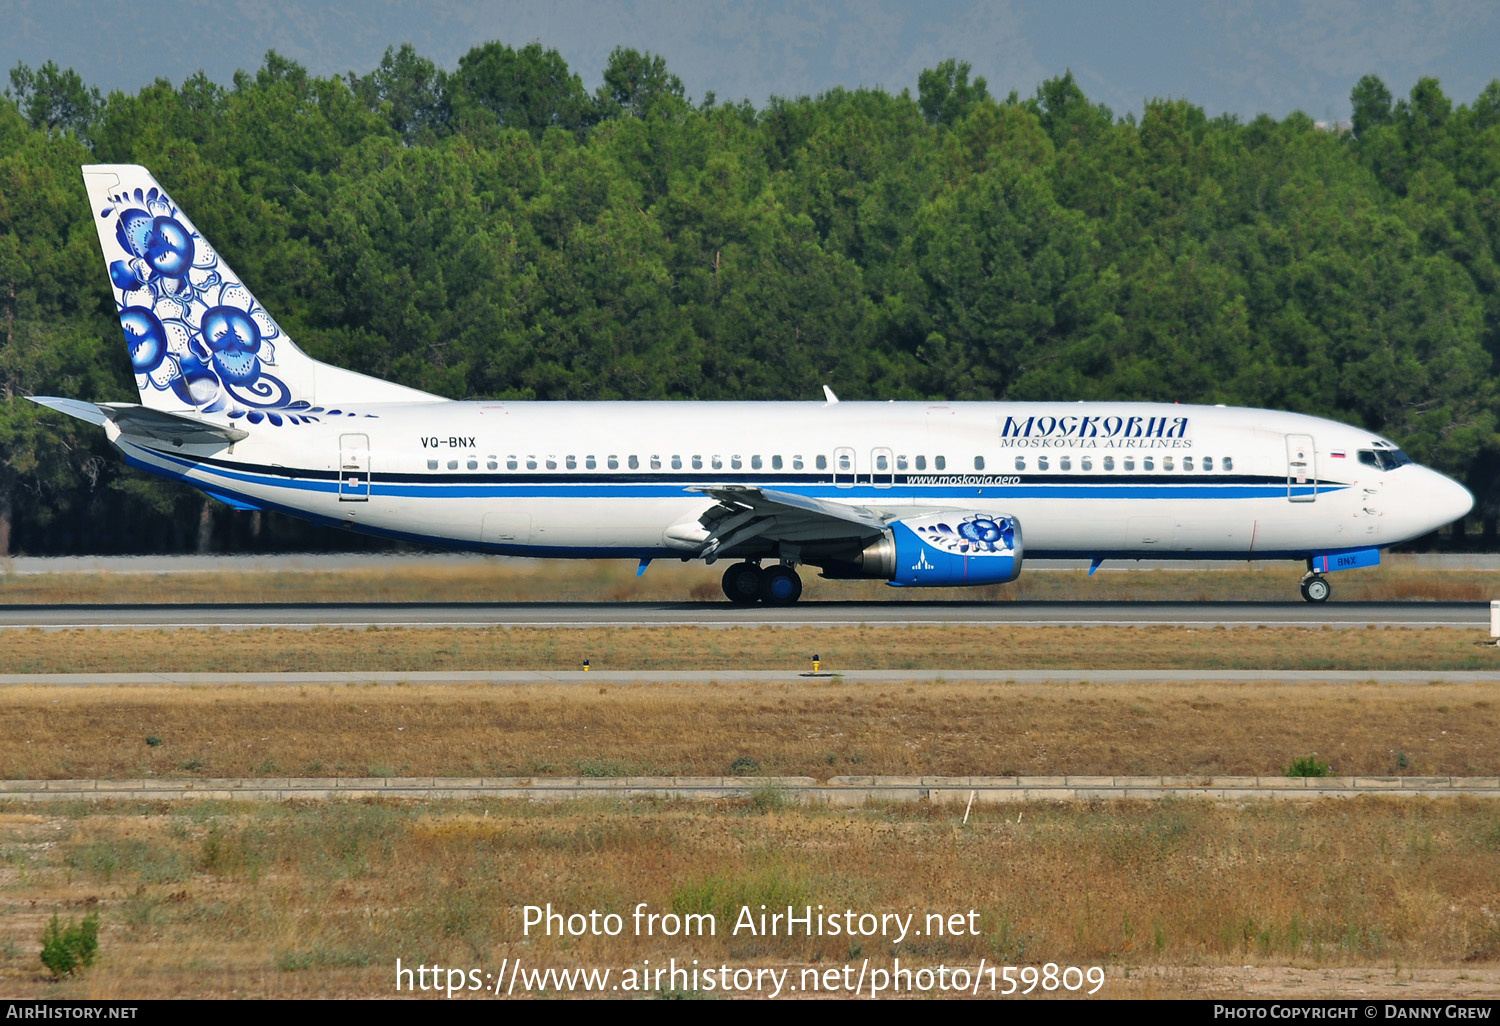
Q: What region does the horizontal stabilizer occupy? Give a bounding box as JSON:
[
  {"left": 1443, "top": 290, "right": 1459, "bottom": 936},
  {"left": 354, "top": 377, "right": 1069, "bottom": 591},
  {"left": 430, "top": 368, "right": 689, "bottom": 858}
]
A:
[
  {"left": 29, "top": 396, "right": 247, "bottom": 444},
  {"left": 26, "top": 396, "right": 109, "bottom": 426}
]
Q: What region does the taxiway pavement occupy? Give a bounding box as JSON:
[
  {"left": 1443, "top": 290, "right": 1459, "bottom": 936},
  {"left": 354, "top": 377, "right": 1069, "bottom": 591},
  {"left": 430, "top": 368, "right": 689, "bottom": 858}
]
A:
[{"left": 0, "top": 600, "right": 1489, "bottom": 629}]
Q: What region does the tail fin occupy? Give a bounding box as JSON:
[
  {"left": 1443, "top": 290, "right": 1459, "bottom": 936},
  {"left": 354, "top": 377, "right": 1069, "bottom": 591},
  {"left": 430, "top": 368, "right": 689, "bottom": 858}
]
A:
[{"left": 82, "top": 165, "right": 440, "bottom": 414}]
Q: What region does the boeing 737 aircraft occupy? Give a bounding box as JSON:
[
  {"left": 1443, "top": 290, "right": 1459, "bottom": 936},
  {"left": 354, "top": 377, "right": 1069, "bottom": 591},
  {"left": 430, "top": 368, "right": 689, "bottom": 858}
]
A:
[{"left": 31, "top": 165, "right": 1475, "bottom": 604}]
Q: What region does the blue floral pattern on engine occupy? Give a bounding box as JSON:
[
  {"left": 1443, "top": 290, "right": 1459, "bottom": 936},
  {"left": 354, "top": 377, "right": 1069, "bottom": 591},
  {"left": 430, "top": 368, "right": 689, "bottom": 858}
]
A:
[
  {"left": 98, "top": 183, "right": 321, "bottom": 424},
  {"left": 915, "top": 514, "right": 1016, "bottom": 555}
]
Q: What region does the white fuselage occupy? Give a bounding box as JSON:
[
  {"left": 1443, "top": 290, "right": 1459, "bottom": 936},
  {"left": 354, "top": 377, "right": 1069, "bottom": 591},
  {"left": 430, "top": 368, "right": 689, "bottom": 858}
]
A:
[
  {"left": 110, "top": 400, "right": 1472, "bottom": 563},
  {"left": 63, "top": 165, "right": 1475, "bottom": 595}
]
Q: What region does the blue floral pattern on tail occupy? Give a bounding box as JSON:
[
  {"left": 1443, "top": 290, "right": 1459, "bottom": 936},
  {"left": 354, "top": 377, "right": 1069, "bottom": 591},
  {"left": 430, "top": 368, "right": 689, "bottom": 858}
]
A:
[{"left": 97, "top": 183, "right": 316, "bottom": 424}]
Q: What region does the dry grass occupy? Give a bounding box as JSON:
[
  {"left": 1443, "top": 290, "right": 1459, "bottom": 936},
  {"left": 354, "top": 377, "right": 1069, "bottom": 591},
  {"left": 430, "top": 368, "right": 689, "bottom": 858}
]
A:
[
  {"left": 2, "top": 555, "right": 1496, "bottom": 605},
  {"left": 4, "top": 623, "right": 1499, "bottom": 674},
  {"left": 1, "top": 798, "right": 1498, "bottom": 998},
  {"left": 2, "top": 679, "right": 1496, "bottom": 780},
  {"left": 3, "top": 554, "right": 1496, "bottom": 999}
]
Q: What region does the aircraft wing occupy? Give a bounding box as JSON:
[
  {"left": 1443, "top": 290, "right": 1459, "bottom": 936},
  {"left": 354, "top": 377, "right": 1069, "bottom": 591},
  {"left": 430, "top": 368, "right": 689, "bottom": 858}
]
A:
[
  {"left": 685, "top": 485, "right": 889, "bottom": 559},
  {"left": 29, "top": 397, "right": 248, "bottom": 445}
]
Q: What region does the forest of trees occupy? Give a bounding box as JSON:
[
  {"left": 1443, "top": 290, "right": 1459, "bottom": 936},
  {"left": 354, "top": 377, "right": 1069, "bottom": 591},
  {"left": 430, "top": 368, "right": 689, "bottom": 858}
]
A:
[{"left": 1, "top": 44, "right": 1498, "bottom": 554}]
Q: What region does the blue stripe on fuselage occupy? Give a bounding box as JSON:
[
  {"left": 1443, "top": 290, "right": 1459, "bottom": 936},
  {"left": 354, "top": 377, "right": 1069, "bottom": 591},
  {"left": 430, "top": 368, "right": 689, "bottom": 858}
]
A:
[
  {"left": 127, "top": 443, "right": 1346, "bottom": 503},
  {"left": 123, "top": 446, "right": 1354, "bottom": 561}
]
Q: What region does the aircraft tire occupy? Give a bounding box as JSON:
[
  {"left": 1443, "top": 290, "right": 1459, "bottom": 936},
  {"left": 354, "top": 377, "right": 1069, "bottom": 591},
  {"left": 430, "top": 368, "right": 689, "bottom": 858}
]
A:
[
  {"left": 722, "top": 563, "right": 763, "bottom": 605},
  {"left": 1302, "top": 576, "right": 1331, "bottom": 603},
  {"left": 759, "top": 565, "right": 803, "bottom": 606}
]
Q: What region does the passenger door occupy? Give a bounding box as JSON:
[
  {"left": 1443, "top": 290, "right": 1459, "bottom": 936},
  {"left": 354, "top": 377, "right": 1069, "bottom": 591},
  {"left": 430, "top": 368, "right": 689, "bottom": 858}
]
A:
[
  {"left": 339, "top": 434, "right": 370, "bottom": 502},
  {"left": 1285, "top": 434, "right": 1316, "bottom": 503}
]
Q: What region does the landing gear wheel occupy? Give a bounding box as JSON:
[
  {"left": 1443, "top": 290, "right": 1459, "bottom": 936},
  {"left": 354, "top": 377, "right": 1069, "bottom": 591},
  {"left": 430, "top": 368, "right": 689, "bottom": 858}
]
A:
[
  {"left": 1301, "top": 575, "right": 1331, "bottom": 603},
  {"left": 722, "top": 563, "right": 763, "bottom": 605},
  {"left": 759, "top": 565, "right": 803, "bottom": 606}
]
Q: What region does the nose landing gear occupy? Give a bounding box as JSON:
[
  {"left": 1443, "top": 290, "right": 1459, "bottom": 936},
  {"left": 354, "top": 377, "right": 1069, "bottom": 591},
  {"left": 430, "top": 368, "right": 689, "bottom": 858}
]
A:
[{"left": 1299, "top": 573, "right": 1331, "bottom": 603}]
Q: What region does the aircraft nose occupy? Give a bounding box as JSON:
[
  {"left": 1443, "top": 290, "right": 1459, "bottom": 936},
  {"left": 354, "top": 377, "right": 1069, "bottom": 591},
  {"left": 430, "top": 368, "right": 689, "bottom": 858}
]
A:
[{"left": 1428, "top": 470, "right": 1474, "bottom": 530}]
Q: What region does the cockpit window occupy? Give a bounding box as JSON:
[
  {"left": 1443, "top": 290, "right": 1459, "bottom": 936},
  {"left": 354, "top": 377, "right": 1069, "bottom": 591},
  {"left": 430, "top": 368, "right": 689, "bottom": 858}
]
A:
[{"left": 1358, "top": 449, "right": 1412, "bottom": 471}]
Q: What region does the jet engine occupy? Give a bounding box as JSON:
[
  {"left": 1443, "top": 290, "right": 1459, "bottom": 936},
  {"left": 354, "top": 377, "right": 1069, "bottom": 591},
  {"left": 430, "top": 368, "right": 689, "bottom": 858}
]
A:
[{"left": 820, "top": 511, "right": 1022, "bottom": 587}]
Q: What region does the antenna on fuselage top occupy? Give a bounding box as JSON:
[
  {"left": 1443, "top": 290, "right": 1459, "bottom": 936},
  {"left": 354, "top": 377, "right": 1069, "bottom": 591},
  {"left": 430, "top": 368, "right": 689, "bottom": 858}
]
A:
[{"left": 822, "top": 385, "right": 839, "bottom": 404}]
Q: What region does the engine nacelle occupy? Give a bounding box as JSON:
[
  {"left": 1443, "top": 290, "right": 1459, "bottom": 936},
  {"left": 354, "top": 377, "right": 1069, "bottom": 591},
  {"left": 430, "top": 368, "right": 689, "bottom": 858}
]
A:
[{"left": 826, "top": 511, "right": 1022, "bottom": 587}]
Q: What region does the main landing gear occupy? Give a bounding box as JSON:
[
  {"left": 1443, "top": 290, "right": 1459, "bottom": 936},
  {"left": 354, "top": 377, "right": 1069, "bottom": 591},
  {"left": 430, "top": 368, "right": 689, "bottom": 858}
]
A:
[
  {"left": 721, "top": 561, "right": 803, "bottom": 606},
  {"left": 1299, "top": 572, "right": 1331, "bottom": 603}
]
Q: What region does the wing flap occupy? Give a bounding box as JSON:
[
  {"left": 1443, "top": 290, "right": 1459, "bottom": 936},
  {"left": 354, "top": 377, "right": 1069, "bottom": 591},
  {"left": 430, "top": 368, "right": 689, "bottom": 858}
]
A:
[
  {"left": 686, "top": 485, "right": 888, "bottom": 560},
  {"left": 691, "top": 485, "right": 888, "bottom": 529}
]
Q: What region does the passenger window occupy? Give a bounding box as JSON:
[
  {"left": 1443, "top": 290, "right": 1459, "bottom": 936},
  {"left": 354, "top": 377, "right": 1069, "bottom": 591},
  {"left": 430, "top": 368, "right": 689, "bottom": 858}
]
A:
[
  {"left": 752, "top": 455, "right": 762, "bottom": 470},
  {"left": 915, "top": 455, "right": 926, "bottom": 470},
  {"left": 507, "top": 457, "right": 518, "bottom": 471},
  {"left": 1183, "top": 456, "right": 1193, "bottom": 471},
  {"left": 692, "top": 455, "right": 703, "bottom": 470},
  {"left": 1144, "top": 457, "right": 1155, "bottom": 471},
  {"left": 650, "top": 456, "right": 661, "bottom": 470},
  {"left": 447, "top": 459, "right": 458, "bottom": 470},
  {"left": 1060, "top": 456, "right": 1072, "bottom": 471},
  {"left": 712, "top": 455, "right": 723, "bottom": 470},
  {"left": 427, "top": 459, "right": 438, "bottom": 470},
  {"left": 586, "top": 456, "right": 596, "bottom": 470},
  {"left": 731, "top": 456, "right": 742, "bottom": 470},
  {"left": 628, "top": 455, "right": 639, "bottom": 470},
  {"left": 545, "top": 458, "right": 557, "bottom": 470},
  {"left": 1015, "top": 456, "right": 1026, "bottom": 471},
  {"left": 772, "top": 455, "right": 782, "bottom": 470},
  {"left": 566, "top": 456, "right": 576, "bottom": 470},
  {"left": 1163, "top": 456, "right": 1174, "bottom": 471},
  {"left": 672, "top": 455, "right": 682, "bottom": 470},
  {"left": 816, "top": 455, "right": 828, "bottom": 471},
  {"left": 1081, "top": 456, "right": 1092, "bottom": 471},
  {"left": 1203, "top": 456, "right": 1213, "bottom": 471},
  {"left": 793, "top": 456, "right": 803, "bottom": 470},
  {"left": 877, "top": 454, "right": 889, "bottom": 471},
  {"left": 1103, "top": 456, "right": 1114, "bottom": 471},
  {"left": 607, "top": 456, "right": 619, "bottom": 470},
  {"left": 1038, "top": 456, "right": 1049, "bottom": 471},
  {"left": 934, "top": 456, "right": 946, "bottom": 470},
  {"left": 527, "top": 457, "right": 538, "bottom": 470},
  {"left": 973, "top": 456, "right": 984, "bottom": 470},
  {"left": 486, "top": 459, "right": 497, "bottom": 470},
  {"left": 1224, "top": 457, "right": 1234, "bottom": 471},
  {"left": 1124, "top": 457, "right": 1135, "bottom": 471},
  {"left": 896, "top": 455, "right": 907, "bottom": 471},
  {"left": 837, "top": 453, "right": 851, "bottom": 471},
  {"left": 467, "top": 459, "right": 478, "bottom": 470}
]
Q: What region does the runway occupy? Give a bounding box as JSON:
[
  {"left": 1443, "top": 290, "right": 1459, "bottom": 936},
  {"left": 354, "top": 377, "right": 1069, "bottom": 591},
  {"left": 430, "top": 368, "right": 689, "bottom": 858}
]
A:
[
  {"left": 0, "top": 599, "right": 1489, "bottom": 629},
  {"left": 4, "top": 774, "right": 1498, "bottom": 804},
  {"left": 3, "top": 669, "right": 1497, "bottom": 687}
]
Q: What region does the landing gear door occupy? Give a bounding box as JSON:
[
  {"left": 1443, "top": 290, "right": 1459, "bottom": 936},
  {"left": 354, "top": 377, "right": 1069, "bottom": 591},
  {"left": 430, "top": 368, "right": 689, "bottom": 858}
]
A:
[
  {"left": 1286, "top": 434, "right": 1315, "bottom": 503},
  {"left": 339, "top": 433, "right": 371, "bottom": 502}
]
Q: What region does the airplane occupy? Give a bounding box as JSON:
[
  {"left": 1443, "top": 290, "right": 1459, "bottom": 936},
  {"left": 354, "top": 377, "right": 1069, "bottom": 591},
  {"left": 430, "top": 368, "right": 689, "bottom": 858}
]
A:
[{"left": 30, "top": 164, "right": 1475, "bottom": 605}]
